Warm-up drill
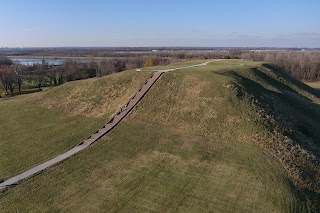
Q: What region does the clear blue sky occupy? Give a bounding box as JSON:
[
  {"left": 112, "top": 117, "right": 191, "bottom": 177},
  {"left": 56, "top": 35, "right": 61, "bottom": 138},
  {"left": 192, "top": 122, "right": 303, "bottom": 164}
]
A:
[{"left": 1, "top": 0, "right": 319, "bottom": 47}]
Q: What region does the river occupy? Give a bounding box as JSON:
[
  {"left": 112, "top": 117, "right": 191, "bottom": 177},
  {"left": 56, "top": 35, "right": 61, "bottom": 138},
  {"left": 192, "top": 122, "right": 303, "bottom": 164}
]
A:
[{"left": 11, "top": 58, "right": 97, "bottom": 66}]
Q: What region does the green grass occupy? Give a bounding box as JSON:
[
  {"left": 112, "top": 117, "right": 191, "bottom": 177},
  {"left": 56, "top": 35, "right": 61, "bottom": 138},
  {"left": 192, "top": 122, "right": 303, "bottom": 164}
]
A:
[
  {"left": 0, "top": 99, "right": 104, "bottom": 179},
  {"left": 0, "top": 60, "right": 319, "bottom": 212},
  {"left": 0, "top": 70, "right": 151, "bottom": 179},
  {"left": 0, "top": 125, "right": 298, "bottom": 212},
  {"left": 0, "top": 78, "right": 55, "bottom": 98},
  {"left": 0, "top": 87, "right": 46, "bottom": 98},
  {"left": 141, "top": 59, "right": 210, "bottom": 71}
]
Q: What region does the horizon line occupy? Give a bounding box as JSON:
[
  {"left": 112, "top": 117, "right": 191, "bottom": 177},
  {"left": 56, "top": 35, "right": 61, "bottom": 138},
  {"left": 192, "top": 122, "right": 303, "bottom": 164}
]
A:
[{"left": 1, "top": 46, "right": 319, "bottom": 49}]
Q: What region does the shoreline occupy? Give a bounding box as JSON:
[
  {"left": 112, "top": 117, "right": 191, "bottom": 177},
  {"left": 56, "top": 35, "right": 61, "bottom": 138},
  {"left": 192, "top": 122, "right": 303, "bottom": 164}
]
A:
[{"left": 7, "top": 56, "right": 112, "bottom": 60}]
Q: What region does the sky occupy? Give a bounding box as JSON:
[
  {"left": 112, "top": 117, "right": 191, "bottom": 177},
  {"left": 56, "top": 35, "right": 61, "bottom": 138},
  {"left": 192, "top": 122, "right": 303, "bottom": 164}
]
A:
[{"left": 0, "top": 0, "right": 319, "bottom": 47}]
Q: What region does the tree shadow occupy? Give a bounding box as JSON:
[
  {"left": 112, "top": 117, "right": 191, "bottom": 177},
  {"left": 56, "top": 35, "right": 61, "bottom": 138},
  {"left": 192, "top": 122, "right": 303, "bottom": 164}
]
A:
[
  {"left": 261, "top": 63, "right": 320, "bottom": 98},
  {"left": 216, "top": 68, "right": 320, "bottom": 207},
  {"left": 216, "top": 68, "right": 320, "bottom": 152}
]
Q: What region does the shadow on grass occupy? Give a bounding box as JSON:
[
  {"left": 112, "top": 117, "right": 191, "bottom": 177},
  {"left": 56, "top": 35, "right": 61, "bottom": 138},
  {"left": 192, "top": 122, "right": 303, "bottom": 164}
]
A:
[
  {"left": 0, "top": 89, "right": 42, "bottom": 98},
  {"left": 216, "top": 68, "right": 320, "bottom": 210},
  {"left": 261, "top": 63, "right": 320, "bottom": 98},
  {"left": 217, "top": 68, "right": 320, "bottom": 148}
]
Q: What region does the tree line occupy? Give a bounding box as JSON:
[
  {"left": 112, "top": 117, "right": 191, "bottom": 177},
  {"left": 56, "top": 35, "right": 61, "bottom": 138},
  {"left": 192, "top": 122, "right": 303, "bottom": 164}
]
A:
[
  {"left": 1, "top": 50, "right": 320, "bottom": 97},
  {"left": 0, "top": 56, "right": 171, "bottom": 97},
  {"left": 240, "top": 51, "right": 320, "bottom": 81}
]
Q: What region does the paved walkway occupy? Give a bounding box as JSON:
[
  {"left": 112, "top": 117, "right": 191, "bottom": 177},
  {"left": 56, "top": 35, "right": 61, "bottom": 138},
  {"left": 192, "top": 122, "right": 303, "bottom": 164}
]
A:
[
  {"left": 136, "top": 60, "right": 221, "bottom": 72},
  {"left": 0, "top": 71, "right": 163, "bottom": 190},
  {"left": 0, "top": 60, "right": 217, "bottom": 191}
]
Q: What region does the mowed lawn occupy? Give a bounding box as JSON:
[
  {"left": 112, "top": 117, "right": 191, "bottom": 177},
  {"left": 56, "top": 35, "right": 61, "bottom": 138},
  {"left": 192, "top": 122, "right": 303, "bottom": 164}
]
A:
[
  {"left": 0, "top": 60, "right": 310, "bottom": 212},
  {"left": 0, "top": 70, "right": 151, "bottom": 179},
  {"left": 0, "top": 123, "right": 297, "bottom": 212},
  {"left": 0, "top": 98, "right": 104, "bottom": 179},
  {"left": 141, "top": 59, "right": 209, "bottom": 71}
]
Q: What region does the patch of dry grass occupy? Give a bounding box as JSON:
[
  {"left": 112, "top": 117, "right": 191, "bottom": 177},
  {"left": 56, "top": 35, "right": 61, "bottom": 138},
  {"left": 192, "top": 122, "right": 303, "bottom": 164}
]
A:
[{"left": 28, "top": 70, "right": 152, "bottom": 118}]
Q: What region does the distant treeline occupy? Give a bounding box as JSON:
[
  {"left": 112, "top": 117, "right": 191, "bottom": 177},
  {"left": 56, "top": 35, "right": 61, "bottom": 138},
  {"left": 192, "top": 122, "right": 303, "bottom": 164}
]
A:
[
  {"left": 3, "top": 48, "right": 234, "bottom": 59},
  {"left": 0, "top": 56, "right": 171, "bottom": 97},
  {"left": 1, "top": 49, "right": 320, "bottom": 97},
  {"left": 3, "top": 47, "right": 320, "bottom": 81},
  {"left": 2, "top": 47, "right": 319, "bottom": 57},
  {"left": 240, "top": 51, "right": 320, "bottom": 81}
]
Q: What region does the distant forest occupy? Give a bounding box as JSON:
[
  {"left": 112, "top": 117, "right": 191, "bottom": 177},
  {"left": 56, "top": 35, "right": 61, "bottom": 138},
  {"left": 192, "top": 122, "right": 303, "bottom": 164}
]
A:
[{"left": 1, "top": 48, "right": 320, "bottom": 97}]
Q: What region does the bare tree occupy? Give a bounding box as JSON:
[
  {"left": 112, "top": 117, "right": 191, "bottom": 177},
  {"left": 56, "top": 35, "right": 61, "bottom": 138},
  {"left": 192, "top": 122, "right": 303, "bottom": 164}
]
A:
[
  {"left": 0, "top": 65, "right": 16, "bottom": 96},
  {"left": 14, "top": 64, "right": 24, "bottom": 95},
  {"left": 144, "top": 58, "right": 155, "bottom": 67}
]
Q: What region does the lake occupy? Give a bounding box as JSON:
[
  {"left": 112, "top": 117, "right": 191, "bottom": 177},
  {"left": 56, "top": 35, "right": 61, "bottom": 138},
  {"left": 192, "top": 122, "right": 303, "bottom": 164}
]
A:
[{"left": 11, "top": 58, "right": 96, "bottom": 65}]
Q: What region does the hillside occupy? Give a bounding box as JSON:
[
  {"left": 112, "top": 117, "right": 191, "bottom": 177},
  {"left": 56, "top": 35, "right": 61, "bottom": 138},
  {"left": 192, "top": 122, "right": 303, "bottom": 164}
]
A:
[
  {"left": 0, "top": 70, "right": 151, "bottom": 179},
  {"left": 0, "top": 60, "right": 319, "bottom": 212}
]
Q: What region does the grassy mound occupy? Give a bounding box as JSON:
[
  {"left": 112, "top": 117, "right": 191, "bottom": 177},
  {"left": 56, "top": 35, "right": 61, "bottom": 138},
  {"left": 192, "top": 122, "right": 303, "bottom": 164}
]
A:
[
  {"left": 0, "top": 70, "right": 150, "bottom": 179},
  {"left": 0, "top": 60, "right": 319, "bottom": 212},
  {"left": 28, "top": 70, "right": 152, "bottom": 118},
  {"left": 141, "top": 59, "right": 207, "bottom": 71}
]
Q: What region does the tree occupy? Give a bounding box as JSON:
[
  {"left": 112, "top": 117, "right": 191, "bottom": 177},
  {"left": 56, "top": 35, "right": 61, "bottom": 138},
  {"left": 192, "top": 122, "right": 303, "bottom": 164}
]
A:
[
  {"left": 113, "top": 59, "right": 126, "bottom": 72},
  {"left": 31, "top": 64, "right": 47, "bottom": 91},
  {"left": 0, "top": 65, "right": 16, "bottom": 96},
  {"left": 0, "top": 56, "right": 13, "bottom": 65},
  {"left": 97, "top": 60, "right": 114, "bottom": 77},
  {"left": 14, "top": 64, "right": 24, "bottom": 95},
  {"left": 84, "top": 61, "right": 97, "bottom": 78},
  {"left": 36, "top": 74, "right": 44, "bottom": 91},
  {"left": 144, "top": 58, "right": 155, "bottom": 67}
]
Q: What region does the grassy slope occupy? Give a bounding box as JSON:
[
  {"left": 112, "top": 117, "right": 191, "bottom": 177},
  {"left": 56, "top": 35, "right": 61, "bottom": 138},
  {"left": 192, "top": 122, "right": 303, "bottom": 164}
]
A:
[
  {"left": 141, "top": 59, "right": 208, "bottom": 71},
  {"left": 0, "top": 70, "right": 151, "bottom": 179},
  {"left": 1, "top": 60, "right": 319, "bottom": 212},
  {"left": 28, "top": 70, "right": 152, "bottom": 118}
]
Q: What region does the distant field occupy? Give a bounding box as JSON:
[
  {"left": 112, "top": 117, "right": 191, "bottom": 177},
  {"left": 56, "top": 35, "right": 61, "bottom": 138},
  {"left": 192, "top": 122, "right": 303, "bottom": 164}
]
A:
[
  {"left": 0, "top": 70, "right": 151, "bottom": 179},
  {"left": 1, "top": 60, "right": 318, "bottom": 212}
]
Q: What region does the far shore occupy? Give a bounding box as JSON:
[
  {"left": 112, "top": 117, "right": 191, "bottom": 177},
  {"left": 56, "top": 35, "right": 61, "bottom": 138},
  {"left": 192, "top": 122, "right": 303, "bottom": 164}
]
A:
[{"left": 7, "top": 56, "right": 113, "bottom": 60}]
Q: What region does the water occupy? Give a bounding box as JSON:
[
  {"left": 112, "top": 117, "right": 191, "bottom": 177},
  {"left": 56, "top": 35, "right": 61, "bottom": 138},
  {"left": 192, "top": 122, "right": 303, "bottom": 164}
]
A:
[
  {"left": 11, "top": 58, "right": 65, "bottom": 65},
  {"left": 11, "top": 58, "right": 97, "bottom": 66}
]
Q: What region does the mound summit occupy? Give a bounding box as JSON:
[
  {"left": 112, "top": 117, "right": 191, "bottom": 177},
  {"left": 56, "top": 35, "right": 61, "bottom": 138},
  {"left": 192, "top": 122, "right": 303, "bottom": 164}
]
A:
[{"left": 0, "top": 60, "right": 319, "bottom": 212}]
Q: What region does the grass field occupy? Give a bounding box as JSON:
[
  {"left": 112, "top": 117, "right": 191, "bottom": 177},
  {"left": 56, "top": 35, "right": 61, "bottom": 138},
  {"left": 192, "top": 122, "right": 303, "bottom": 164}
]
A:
[
  {"left": 0, "top": 70, "right": 151, "bottom": 179},
  {"left": 0, "top": 60, "right": 319, "bottom": 212}
]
